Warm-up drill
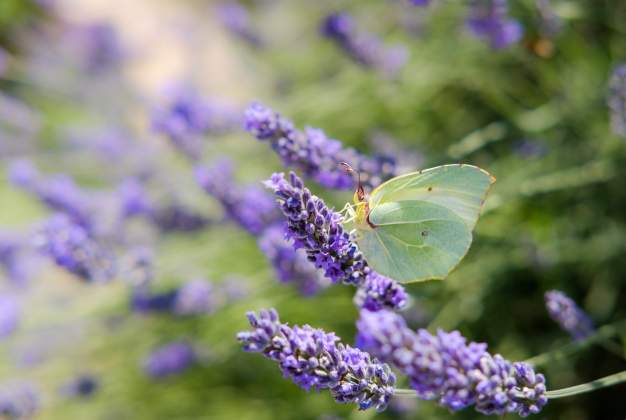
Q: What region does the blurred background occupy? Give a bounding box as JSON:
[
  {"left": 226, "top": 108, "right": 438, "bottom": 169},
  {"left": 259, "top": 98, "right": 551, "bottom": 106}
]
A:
[{"left": 0, "top": 0, "right": 626, "bottom": 419}]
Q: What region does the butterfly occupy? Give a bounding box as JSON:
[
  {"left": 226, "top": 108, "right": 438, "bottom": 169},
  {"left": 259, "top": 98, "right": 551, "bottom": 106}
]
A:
[{"left": 343, "top": 163, "right": 495, "bottom": 284}]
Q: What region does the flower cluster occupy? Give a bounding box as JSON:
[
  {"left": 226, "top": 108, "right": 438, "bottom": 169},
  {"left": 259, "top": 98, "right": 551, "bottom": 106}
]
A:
[
  {"left": 61, "top": 374, "right": 99, "bottom": 398},
  {"left": 265, "top": 171, "right": 407, "bottom": 310},
  {"left": 0, "top": 381, "right": 39, "bottom": 419},
  {"left": 35, "top": 214, "right": 116, "bottom": 282},
  {"left": 195, "top": 160, "right": 280, "bottom": 235},
  {"left": 258, "top": 224, "right": 329, "bottom": 296},
  {"left": 216, "top": 2, "right": 263, "bottom": 47},
  {"left": 544, "top": 290, "right": 594, "bottom": 341},
  {"left": 244, "top": 102, "right": 397, "bottom": 190},
  {"left": 152, "top": 87, "right": 241, "bottom": 160},
  {"left": 321, "top": 13, "right": 408, "bottom": 76},
  {"left": 143, "top": 341, "right": 197, "bottom": 378},
  {"left": 465, "top": 0, "right": 523, "bottom": 49},
  {"left": 237, "top": 308, "right": 395, "bottom": 411},
  {"left": 608, "top": 64, "right": 626, "bottom": 137},
  {"left": 356, "top": 309, "right": 547, "bottom": 417}
]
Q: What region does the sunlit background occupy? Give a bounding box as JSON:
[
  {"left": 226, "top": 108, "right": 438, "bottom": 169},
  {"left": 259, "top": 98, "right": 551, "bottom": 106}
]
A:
[{"left": 1, "top": 0, "right": 626, "bottom": 419}]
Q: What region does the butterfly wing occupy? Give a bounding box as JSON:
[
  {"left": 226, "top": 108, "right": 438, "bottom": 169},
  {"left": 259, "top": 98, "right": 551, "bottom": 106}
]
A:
[
  {"left": 369, "top": 164, "right": 495, "bottom": 230},
  {"left": 357, "top": 165, "right": 494, "bottom": 283}
]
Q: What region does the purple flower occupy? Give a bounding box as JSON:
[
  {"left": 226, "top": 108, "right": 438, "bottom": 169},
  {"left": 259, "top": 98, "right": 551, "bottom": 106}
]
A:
[
  {"left": 216, "top": 2, "right": 263, "bottom": 47},
  {"left": 258, "top": 224, "right": 329, "bottom": 296},
  {"left": 143, "top": 341, "right": 197, "bottom": 378},
  {"left": 152, "top": 87, "right": 241, "bottom": 160},
  {"left": 354, "top": 272, "right": 408, "bottom": 312},
  {"left": 173, "top": 278, "right": 217, "bottom": 315},
  {"left": 0, "top": 295, "right": 19, "bottom": 339},
  {"left": 117, "top": 178, "right": 154, "bottom": 219},
  {"left": 0, "top": 381, "right": 39, "bottom": 419},
  {"left": 356, "top": 309, "right": 547, "bottom": 416},
  {"left": 150, "top": 204, "right": 211, "bottom": 233},
  {"left": 321, "top": 13, "right": 408, "bottom": 76},
  {"left": 544, "top": 290, "right": 594, "bottom": 341},
  {"left": 195, "top": 161, "right": 280, "bottom": 235},
  {"left": 409, "top": 0, "right": 431, "bottom": 5},
  {"left": 237, "top": 308, "right": 395, "bottom": 411},
  {"left": 466, "top": 0, "right": 523, "bottom": 49},
  {"left": 60, "top": 374, "right": 98, "bottom": 398},
  {"left": 131, "top": 288, "right": 179, "bottom": 313},
  {"left": 0, "top": 234, "right": 30, "bottom": 286},
  {"left": 8, "top": 161, "right": 93, "bottom": 230},
  {"left": 244, "top": 102, "right": 397, "bottom": 190},
  {"left": 609, "top": 64, "right": 626, "bottom": 137},
  {"left": 35, "top": 214, "right": 116, "bottom": 282},
  {"left": 264, "top": 172, "right": 406, "bottom": 311},
  {"left": 69, "top": 23, "right": 124, "bottom": 73}
]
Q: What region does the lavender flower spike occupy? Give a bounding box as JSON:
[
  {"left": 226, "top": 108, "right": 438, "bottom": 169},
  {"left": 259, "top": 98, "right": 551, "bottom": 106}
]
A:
[
  {"left": 244, "top": 102, "right": 397, "bottom": 190},
  {"left": 0, "top": 381, "right": 39, "bottom": 419},
  {"left": 237, "top": 308, "right": 395, "bottom": 411},
  {"left": 35, "top": 214, "right": 116, "bottom": 282},
  {"left": 466, "top": 0, "right": 523, "bottom": 49},
  {"left": 217, "top": 2, "right": 263, "bottom": 47},
  {"left": 143, "top": 341, "right": 197, "bottom": 378},
  {"left": 356, "top": 309, "right": 547, "bottom": 417},
  {"left": 321, "top": 13, "right": 408, "bottom": 76},
  {"left": 265, "top": 171, "right": 407, "bottom": 310},
  {"left": 608, "top": 64, "right": 626, "bottom": 137},
  {"left": 544, "top": 290, "right": 594, "bottom": 340}
]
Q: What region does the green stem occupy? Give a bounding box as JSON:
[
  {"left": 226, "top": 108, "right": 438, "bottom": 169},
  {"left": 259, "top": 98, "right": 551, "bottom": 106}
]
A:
[
  {"left": 546, "top": 370, "right": 626, "bottom": 399},
  {"left": 394, "top": 389, "right": 417, "bottom": 397},
  {"left": 525, "top": 319, "right": 626, "bottom": 367}
]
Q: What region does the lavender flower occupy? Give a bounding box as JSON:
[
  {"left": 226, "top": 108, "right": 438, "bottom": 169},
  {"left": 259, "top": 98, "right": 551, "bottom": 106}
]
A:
[
  {"left": 152, "top": 87, "right": 240, "bottom": 160},
  {"left": 237, "top": 308, "right": 395, "bottom": 411},
  {"left": 8, "top": 161, "right": 93, "bottom": 229},
  {"left": 195, "top": 161, "right": 280, "bottom": 235},
  {"left": 143, "top": 341, "right": 197, "bottom": 378},
  {"left": 61, "top": 374, "right": 99, "bottom": 398},
  {"left": 321, "top": 13, "right": 408, "bottom": 76},
  {"left": 117, "top": 178, "right": 154, "bottom": 219},
  {"left": 244, "top": 102, "right": 397, "bottom": 190},
  {"left": 0, "top": 381, "right": 39, "bottom": 419},
  {"left": 609, "top": 64, "right": 626, "bottom": 137},
  {"left": 265, "top": 172, "right": 406, "bottom": 310},
  {"left": 409, "top": 0, "right": 431, "bottom": 5},
  {"left": 0, "top": 234, "right": 30, "bottom": 286},
  {"left": 173, "top": 278, "right": 217, "bottom": 315},
  {"left": 466, "top": 0, "right": 523, "bottom": 49},
  {"left": 150, "top": 204, "right": 211, "bottom": 233},
  {"left": 356, "top": 309, "right": 547, "bottom": 416},
  {"left": 69, "top": 23, "right": 124, "bottom": 73},
  {"left": 216, "top": 2, "right": 263, "bottom": 47},
  {"left": 0, "top": 295, "right": 19, "bottom": 339},
  {"left": 131, "top": 288, "right": 179, "bottom": 313},
  {"left": 258, "top": 224, "right": 329, "bottom": 296},
  {"left": 354, "top": 272, "right": 408, "bottom": 312},
  {"left": 544, "top": 290, "right": 594, "bottom": 340},
  {"left": 35, "top": 214, "right": 116, "bottom": 282}
]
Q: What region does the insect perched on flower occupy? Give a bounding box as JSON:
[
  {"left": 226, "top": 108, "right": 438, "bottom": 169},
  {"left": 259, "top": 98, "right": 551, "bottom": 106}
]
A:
[{"left": 340, "top": 163, "right": 495, "bottom": 283}]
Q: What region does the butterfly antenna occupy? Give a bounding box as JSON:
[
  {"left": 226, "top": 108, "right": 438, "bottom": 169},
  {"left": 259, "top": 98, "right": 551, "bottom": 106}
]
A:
[{"left": 338, "top": 162, "right": 365, "bottom": 201}]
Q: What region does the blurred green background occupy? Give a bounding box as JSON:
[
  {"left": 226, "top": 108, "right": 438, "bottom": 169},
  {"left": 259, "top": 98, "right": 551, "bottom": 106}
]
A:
[{"left": 1, "top": 0, "right": 626, "bottom": 419}]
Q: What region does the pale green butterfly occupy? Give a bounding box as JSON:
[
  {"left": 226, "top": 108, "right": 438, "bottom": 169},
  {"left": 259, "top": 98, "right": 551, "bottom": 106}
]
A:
[{"left": 342, "top": 163, "right": 495, "bottom": 284}]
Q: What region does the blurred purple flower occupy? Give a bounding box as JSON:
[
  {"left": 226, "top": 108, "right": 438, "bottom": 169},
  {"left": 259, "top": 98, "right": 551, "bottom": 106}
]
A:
[
  {"left": 150, "top": 204, "right": 211, "bottom": 233},
  {"left": 131, "top": 288, "right": 179, "bottom": 313},
  {"left": 265, "top": 172, "right": 406, "bottom": 310},
  {"left": 117, "top": 178, "right": 154, "bottom": 219},
  {"left": 60, "top": 374, "right": 98, "bottom": 398},
  {"left": 244, "top": 102, "right": 397, "bottom": 190},
  {"left": 143, "top": 341, "right": 197, "bottom": 378},
  {"left": 321, "top": 13, "right": 408, "bottom": 76},
  {"left": 356, "top": 309, "right": 547, "bottom": 416},
  {"left": 0, "top": 295, "right": 19, "bottom": 339},
  {"left": 216, "top": 2, "right": 263, "bottom": 47},
  {"left": 173, "top": 278, "right": 217, "bottom": 315},
  {"left": 609, "top": 64, "right": 626, "bottom": 137},
  {"left": 514, "top": 139, "right": 547, "bottom": 158},
  {"left": 237, "top": 308, "right": 396, "bottom": 411},
  {"left": 0, "top": 234, "right": 30, "bottom": 286},
  {"left": 35, "top": 214, "right": 116, "bottom": 282},
  {"left": 0, "top": 381, "right": 39, "bottom": 419},
  {"left": 152, "top": 87, "right": 241, "bottom": 160},
  {"left": 69, "top": 23, "right": 124, "bottom": 73},
  {"left": 409, "top": 0, "right": 431, "bottom": 5},
  {"left": 544, "top": 290, "right": 594, "bottom": 341},
  {"left": 8, "top": 161, "right": 93, "bottom": 230},
  {"left": 258, "top": 224, "right": 329, "bottom": 296},
  {"left": 466, "top": 0, "right": 523, "bottom": 49},
  {"left": 195, "top": 161, "right": 280, "bottom": 235}
]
